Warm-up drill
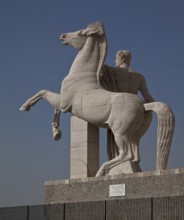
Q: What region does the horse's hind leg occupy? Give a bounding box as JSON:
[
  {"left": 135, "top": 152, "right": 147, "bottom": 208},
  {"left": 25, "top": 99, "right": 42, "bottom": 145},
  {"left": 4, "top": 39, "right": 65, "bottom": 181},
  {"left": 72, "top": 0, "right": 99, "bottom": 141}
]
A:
[
  {"left": 131, "top": 111, "right": 152, "bottom": 163},
  {"left": 19, "top": 90, "right": 60, "bottom": 111},
  {"left": 96, "top": 134, "right": 133, "bottom": 177},
  {"left": 113, "top": 134, "right": 133, "bottom": 162}
]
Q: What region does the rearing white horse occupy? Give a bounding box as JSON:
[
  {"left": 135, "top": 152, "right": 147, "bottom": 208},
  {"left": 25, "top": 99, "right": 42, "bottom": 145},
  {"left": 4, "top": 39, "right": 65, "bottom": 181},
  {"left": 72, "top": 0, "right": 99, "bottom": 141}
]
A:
[{"left": 20, "top": 21, "right": 175, "bottom": 176}]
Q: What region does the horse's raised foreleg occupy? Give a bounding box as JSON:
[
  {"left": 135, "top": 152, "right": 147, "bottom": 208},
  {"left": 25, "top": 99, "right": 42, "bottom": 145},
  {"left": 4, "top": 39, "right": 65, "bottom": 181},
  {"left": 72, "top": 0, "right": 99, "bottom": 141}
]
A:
[
  {"left": 20, "top": 90, "right": 62, "bottom": 140},
  {"left": 19, "top": 90, "right": 60, "bottom": 111},
  {"left": 52, "top": 109, "right": 62, "bottom": 141}
]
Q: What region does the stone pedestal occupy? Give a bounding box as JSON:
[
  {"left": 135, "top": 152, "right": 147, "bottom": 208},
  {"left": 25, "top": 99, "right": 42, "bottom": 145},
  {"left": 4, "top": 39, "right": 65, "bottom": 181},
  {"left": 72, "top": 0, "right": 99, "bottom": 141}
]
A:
[
  {"left": 45, "top": 169, "right": 184, "bottom": 219},
  {"left": 45, "top": 168, "right": 184, "bottom": 204},
  {"left": 70, "top": 116, "right": 99, "bottom": 179}
]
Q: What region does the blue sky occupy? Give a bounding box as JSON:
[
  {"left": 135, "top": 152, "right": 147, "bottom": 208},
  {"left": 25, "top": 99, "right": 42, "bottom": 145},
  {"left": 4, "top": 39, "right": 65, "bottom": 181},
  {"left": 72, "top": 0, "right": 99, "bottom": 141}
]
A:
[{"left": 0, "top": 0, "right": 184, "bottom": 207}]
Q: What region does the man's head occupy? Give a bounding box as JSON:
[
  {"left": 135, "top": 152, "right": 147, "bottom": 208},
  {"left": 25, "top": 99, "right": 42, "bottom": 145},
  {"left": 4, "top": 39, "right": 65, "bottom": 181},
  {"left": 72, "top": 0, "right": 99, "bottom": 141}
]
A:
[{"left": 115, "top": 50, "right": 132, "bottom": 67}]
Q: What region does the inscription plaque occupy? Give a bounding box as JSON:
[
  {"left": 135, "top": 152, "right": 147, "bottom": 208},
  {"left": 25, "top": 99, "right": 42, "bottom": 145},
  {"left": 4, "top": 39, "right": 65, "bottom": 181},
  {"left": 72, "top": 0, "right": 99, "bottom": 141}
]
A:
[{"left": 109, "top": 184, "right": 126, "bottom": 197}]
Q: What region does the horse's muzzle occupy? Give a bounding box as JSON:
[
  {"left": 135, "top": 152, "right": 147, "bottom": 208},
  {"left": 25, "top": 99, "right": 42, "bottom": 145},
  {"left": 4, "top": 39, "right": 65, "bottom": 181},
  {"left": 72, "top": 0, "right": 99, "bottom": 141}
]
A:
[{"left": 59, "top": 34, "right": 69, "bottom": 45}]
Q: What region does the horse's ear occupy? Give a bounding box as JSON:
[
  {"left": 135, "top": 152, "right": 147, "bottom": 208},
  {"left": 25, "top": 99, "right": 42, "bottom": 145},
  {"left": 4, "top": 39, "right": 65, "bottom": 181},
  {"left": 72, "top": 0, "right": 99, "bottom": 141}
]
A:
[
  {"left": 87, "top": 29, "right": 100, "bottom": 36},
  {"left": 79, "top": 22, "right": 104, "bottom": 36},
  {"left": 79, "top": 29, "right": 100, "bottom": 36}
]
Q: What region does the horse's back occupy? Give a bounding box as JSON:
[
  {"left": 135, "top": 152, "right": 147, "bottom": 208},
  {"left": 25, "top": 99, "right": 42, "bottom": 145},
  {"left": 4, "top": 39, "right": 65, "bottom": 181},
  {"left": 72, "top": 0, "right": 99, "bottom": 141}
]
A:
[{"left": 72, "top": 89, "right": 144, "bottom": 129}]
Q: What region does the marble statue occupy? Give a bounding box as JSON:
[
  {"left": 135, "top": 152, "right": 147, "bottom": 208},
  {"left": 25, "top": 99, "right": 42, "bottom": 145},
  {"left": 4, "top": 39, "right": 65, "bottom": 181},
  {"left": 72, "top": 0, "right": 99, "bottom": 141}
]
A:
[{"left": 20, "top": 21, "right": 175, "bottom": 177}]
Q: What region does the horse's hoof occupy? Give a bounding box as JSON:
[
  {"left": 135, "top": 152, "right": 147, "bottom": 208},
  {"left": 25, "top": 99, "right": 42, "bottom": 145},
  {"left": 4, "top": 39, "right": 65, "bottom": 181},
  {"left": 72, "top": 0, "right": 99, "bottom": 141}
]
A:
[
  {"left": 95, "top": 170, "right": 104, "bottom": 177},
  {"left": 19, "top": 104, "right": 30, "bottom": 111},
  {"left": 53, "top": 130, "right": 62, "bottom": 141}
]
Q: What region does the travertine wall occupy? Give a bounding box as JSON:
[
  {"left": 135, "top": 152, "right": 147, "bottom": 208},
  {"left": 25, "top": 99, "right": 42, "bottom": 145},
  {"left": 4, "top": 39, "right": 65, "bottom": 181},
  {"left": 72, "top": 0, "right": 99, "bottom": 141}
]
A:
[
  {"left": 1, "top": 169, "right": 184, "bottom": 219},
  {"left": 1, "top": 197, "right": 184, "bottom": 219}
]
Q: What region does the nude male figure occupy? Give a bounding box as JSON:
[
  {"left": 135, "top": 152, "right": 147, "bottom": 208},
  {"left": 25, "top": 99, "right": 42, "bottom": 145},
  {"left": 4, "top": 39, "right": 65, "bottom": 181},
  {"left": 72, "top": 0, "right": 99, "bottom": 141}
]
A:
[
  {"left": 113, "top": 50, "right": 154, "bottom": 102},
  {"left": 100, "top": 50, "right": 154, "bottom": 168}
]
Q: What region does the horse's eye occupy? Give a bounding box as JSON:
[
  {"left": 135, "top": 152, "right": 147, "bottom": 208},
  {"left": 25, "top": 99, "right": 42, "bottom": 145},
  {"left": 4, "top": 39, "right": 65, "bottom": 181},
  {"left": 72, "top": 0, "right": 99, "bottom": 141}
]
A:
[{"left": 78, "top": 31, "right": 83, "bottom": 36}]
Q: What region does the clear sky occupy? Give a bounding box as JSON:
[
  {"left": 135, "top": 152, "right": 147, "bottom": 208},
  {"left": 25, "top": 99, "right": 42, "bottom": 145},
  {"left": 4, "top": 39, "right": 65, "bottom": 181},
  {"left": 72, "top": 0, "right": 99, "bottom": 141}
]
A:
[{"left": 0, "top": 0, "right": 184, "bottom": 207}]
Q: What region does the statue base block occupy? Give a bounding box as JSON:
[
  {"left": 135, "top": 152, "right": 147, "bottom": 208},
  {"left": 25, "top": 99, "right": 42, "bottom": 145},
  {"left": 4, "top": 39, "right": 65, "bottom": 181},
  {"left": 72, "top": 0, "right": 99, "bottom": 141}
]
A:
[
  {"left": 45, "top": 168, "right": 184, "bottom": 204},
  {"left": 45, "top": 169, "right": 184, "bottom": 219}
]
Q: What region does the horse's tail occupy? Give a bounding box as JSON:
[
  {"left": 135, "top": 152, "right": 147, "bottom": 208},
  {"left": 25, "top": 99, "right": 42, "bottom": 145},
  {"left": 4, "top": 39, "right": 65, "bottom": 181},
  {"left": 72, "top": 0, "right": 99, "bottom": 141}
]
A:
[{"left": 144, "top": 102, "right": 175, "bottom": 171}]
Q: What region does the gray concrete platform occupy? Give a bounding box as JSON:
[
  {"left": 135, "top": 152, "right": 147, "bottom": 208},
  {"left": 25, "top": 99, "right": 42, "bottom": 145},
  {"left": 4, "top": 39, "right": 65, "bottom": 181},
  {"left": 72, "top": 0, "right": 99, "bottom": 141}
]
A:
[{"left": 45, "top": 168, "right": 184, "bottom": 204}]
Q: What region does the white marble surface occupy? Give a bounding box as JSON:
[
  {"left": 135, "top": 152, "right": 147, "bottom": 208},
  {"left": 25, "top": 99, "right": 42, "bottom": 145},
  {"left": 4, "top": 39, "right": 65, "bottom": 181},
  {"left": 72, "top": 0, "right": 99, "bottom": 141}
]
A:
[{"left": 20, "top": 21, "right": 175, "bottom": 178}]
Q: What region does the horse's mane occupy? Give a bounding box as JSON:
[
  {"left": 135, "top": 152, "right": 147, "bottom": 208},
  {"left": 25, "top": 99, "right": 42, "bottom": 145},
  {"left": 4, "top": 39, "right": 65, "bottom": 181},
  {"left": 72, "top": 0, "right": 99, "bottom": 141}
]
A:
[{"left": 87, "top": 21, "right": 108, "bottom": 87}]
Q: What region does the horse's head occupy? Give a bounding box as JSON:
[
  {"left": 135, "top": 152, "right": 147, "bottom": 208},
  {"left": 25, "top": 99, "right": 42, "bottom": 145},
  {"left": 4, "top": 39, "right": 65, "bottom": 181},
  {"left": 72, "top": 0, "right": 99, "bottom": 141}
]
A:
[{"left": 59, "top": 21, "right": 105, "bottom": 49}]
